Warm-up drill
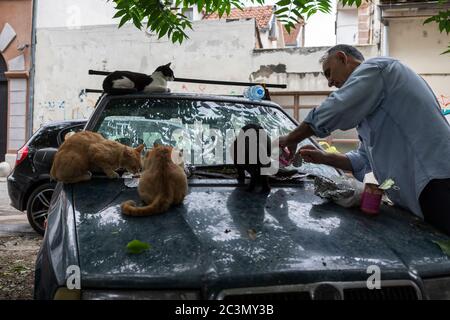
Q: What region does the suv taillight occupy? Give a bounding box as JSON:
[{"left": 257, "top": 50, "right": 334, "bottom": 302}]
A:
[{"left": 16, "top": 146, "right": 29, "bottom": 166}]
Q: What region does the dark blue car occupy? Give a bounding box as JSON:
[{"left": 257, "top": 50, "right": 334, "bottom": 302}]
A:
[{"left": 34, "top": 93, "right": 450, "bottom": 300}]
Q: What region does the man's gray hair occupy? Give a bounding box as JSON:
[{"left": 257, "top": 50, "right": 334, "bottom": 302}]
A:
[{"left": 319, "top": 44, "right": 365, "bottom": 64}]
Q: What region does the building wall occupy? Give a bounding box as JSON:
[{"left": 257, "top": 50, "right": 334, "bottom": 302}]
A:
[
  {"left": 302, "top": 0, "right": 337, "bottom": 47},
  {"left": 337, "top": 8, "right": 358, "bottom": 45},
  {"left": 387, "top": 18, "right": 450, "bottom": 109},
  {"left": 0, "top": 0, "right": 33, "bottom": 166},
  {"left": 34, "top": 20, "right": 257, "bottom": 130}
]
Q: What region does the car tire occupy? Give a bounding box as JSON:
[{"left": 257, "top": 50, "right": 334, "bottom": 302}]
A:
[{"left": 26, "top": 182, "right": 56, "bottom": 236}]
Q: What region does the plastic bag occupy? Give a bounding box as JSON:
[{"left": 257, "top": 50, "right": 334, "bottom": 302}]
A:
[{"left": 314, "top": 175, "right": 364, "bottom": 208}]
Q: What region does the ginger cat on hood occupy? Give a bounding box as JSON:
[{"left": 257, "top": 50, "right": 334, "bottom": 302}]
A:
[
  {"left": 50, "top": 131, "right": 144, "bottom": 184},
  {"left": 121, "top": 144, "right": 188, "bottom": 216}
]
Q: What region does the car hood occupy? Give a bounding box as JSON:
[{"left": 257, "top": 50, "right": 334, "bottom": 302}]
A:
[{"left": 72, "top": 178, "right": 450, "bottom": 290}]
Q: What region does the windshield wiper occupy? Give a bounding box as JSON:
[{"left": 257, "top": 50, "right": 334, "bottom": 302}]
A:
[
  {"left": 186, "top": 164, "right": 310, "bottom": 182},
  {"left": 186, "top": 164, "right": 237, "bottom": 179}
]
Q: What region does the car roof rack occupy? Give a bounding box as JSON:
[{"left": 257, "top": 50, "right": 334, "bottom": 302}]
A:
[{"left": 86, "top": 69, "right": 287, "bottom": 101}]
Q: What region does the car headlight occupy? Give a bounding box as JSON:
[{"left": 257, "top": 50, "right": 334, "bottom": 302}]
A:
[
  {"left": 81, "top": 290, "right": 200, "bottom": 300},
  {"left": 54, "top": 288, "right": 81, "bottom": 300},
  {"left": 423, "top": 277, "right": 450, "bottom": 300}
]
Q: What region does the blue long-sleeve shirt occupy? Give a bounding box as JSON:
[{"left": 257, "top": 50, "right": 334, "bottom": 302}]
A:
[{"left": 304, "top": 57, "right": 450, "bottom": 217}]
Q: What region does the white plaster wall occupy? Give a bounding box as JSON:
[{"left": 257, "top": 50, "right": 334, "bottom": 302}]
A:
[
  {"left": 388, "top": 18, "right": 450, "bottom": 74},
  {"left": 387, "top": 18, "right": 450, "bottom": 109},
  {"left": 250, "top": 45, "right": 379, "bottom": 90},
  {"left": 303, "top": 0, "right": 337, "bottom": 47},
  {"left": 336, "top": 9, "right": 358, "bottom": 45}
]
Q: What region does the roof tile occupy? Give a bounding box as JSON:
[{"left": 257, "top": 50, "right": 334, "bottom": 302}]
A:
[{"left": 203, "top": 5, "right": 275, "bottom": 30}]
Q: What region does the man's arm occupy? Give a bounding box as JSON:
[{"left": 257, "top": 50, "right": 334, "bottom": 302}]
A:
[
  {"left": 345, "top": 142, "right": 372, "bottom": 182},
  {"left": 298, "top": 144, "right": 353, "bottom": 171},
  {"left": 304, "top": 63, "right": 384, "bottom": 138},
  {"left": 285, "top": 122, "right": 315, "bottom": 146},
  {"left": 298, "top": 142, "right": 371, "bottom": 181}
]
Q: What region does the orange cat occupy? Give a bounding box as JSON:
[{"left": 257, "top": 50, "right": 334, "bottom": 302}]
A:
[
  {"left": 121, "top": 144, "right": 188, "bottom": 216},
  {"left": 50, "top": 131, "right": 144, "bottom": 184}
]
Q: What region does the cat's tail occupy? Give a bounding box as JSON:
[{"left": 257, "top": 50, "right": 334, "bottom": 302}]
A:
[{"left": 121, "top": 195, "right": 172, "bottom": 216}]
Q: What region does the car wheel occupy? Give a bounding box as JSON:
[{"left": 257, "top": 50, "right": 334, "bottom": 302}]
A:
[{"left": 26, "top": 182, "right": 55, "bottom": 236}]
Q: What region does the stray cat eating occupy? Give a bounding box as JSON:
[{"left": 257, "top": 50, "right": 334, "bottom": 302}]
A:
[
  {"left": 102, "top": 63, "right": 174, "bottom": 94},
  {"left": 231, "top": 124, "right": 272, "bottom": 192},
  {"left": 50, "top": 131, "right": 144, "bottom": 184},
  {"left": 121, "top": 144, "right": 188, "bottom": 216}
]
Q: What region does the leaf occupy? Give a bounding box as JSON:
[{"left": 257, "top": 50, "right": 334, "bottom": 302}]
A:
[
  {"left": 118, "top": 14, "right": 130, "bottom": 28},
  {"left": 275, "top": 7, "right": 290, "bottom": 15},
  {"left": 306, "top": 8, "right": 317, "bottom": 19},
  {"left": 226, "top": 3, "right": 231, "bottom": 15},
  {"left": 441, "top": 47, "right": 450, "bottom": 55},
  {"left": 379, "top": 178, "right": 396, "bottom": 190},
  {"left": 158, "top": 23, "right": 170, "bottom": 39},
  {"left": 277, "top": 0, "right": 291, "bottom": 6},
  {"left": 433, "top": 240, "right": 450, "bottom": 256},
  {"left": 113, "top": 9, "right": 127, "bottom": 19},
  {"left": 423, "top": 16, "right": 436, "bottom": 25},
  {"left": 126, "top": 240, "right": 151, "bottom": 254}
]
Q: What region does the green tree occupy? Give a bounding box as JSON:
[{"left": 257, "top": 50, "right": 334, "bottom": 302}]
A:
[{"left": 109, "top": 0, "right": 450, "bottom": 53}]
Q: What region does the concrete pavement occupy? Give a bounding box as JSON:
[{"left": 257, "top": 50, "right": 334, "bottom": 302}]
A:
[{"left": 0, "top": 177, "right": 35, "bottom": 236}]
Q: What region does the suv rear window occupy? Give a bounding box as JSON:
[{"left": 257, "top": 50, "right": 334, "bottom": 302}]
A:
[{"left": 30, "top": 124, "right": 67, "bottom": 149}]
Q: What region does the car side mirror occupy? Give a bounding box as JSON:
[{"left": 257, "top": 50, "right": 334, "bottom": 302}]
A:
[{"left": 33, "top": 148, "right": 58, "bottom": 172}]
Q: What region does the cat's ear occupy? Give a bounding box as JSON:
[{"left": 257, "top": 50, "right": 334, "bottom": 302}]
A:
[
  {"left": 135, "top": 144, "right": 145, "bottom": 153},
  {"left": 165, "top": 62, "right": 171, "bottom": 67}
]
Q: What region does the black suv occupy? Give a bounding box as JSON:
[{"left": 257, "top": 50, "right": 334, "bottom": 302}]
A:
[{"left": 7, "top": 120, "right": 86, "bottom": 235}]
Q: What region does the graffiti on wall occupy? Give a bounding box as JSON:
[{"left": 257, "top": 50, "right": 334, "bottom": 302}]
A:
[
  {"left": 438, "top": 94, "right": 450, "bottom": 109},
  {"left": 34, "top": 89, "right": 97, "bottom": 130},
  {"left": 176, "top": 83, "right": 239, "bottom": 95}
]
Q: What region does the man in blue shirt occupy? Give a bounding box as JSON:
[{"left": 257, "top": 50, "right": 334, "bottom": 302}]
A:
[{"left": 278, "top": 44, "right": 450, "bottom": 235}]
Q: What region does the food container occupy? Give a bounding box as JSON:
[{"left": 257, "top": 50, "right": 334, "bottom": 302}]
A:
[
  {"left": 279, "top": 147, "right": 291, "bottom": 167},
  {"left": 360, "top": 183, "right": 383, "bottom": 214}
]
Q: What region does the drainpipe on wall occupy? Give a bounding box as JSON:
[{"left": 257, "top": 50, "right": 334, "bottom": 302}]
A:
[
  {"left": 28, "top": 0, "right": 38, "bottom": 137},
  {"left": 382, "top": 21, "right": 389, "bottom": 57},
  {"left": 378, "top": 5, "right": 389, "bottom": 57}
]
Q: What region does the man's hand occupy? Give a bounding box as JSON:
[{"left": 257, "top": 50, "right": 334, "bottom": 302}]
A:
[
  {"left": 298, "top": 145, "right": 328, "bottom": 164},
  {"left": 277, "top": 135, "right": 298, "bottom": 161}
]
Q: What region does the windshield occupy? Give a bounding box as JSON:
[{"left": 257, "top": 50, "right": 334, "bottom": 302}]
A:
[{"left": 93, "top": 97, "right": 338, "bottom": 178}]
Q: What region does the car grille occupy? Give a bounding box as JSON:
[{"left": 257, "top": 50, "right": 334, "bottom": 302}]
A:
[{"left": 218, "top": 281, "right": 421, "bottom": 300}]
